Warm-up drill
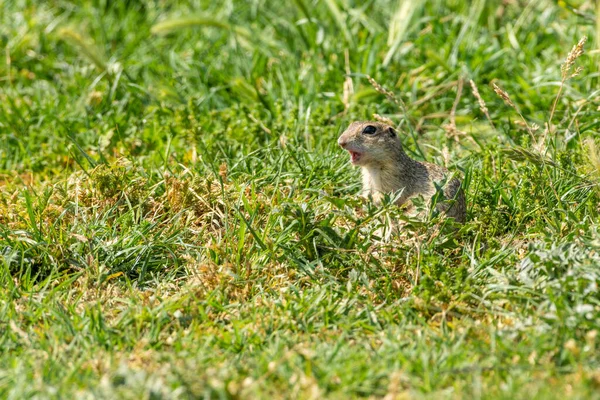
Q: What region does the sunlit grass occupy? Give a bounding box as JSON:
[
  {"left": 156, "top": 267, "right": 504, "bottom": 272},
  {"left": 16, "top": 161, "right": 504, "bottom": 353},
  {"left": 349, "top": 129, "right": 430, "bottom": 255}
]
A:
[{"left": 1, "top": 0, "right": 599, "bottom": 398}]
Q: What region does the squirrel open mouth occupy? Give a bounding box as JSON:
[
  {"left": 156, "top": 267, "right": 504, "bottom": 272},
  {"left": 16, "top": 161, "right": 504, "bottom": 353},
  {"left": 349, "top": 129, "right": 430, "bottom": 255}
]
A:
[{"left": 349, "top": 151, "right": 362, "bottom": 164}]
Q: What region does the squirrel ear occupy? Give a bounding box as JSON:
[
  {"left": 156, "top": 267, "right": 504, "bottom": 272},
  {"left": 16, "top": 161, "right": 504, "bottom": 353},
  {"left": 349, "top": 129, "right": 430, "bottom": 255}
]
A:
[{"left": 388, "top": 127, "right": 397, "bottom": 137}]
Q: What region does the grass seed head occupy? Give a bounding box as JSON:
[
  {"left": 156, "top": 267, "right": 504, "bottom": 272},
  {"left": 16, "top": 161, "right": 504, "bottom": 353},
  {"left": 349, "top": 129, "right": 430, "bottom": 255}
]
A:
[
  {"left": 372, "top": 113, "right": 395, "bottom": 126},
  {"left": 469, "top": 80, "right": 488, "bottom": 115},
  {"left": 492, "top": 83, "right": 515, "bottom": 108},
  {"left": 219, "top": 163, "right": 228, "bottom": 182},
  {"left": 561, "top": 36, "right": 587, "bottom": 80}
]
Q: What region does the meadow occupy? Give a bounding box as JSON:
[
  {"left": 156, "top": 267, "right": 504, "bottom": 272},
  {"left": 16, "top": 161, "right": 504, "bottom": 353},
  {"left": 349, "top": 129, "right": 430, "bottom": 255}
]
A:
[{"left": 1, "top": 0, "right": 600, "bottom": 398}]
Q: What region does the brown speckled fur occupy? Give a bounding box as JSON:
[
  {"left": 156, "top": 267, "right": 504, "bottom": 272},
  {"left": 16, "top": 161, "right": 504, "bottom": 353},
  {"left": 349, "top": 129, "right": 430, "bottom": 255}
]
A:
[{"left": 338, "top": 121, "right": 466, "bottom": 223}]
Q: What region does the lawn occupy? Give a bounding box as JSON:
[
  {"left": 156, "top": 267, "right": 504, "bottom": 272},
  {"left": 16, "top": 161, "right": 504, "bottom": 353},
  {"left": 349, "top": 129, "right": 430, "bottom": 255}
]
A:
[{"left": 1, "top": 0, "right": 600, "bottom": 398}]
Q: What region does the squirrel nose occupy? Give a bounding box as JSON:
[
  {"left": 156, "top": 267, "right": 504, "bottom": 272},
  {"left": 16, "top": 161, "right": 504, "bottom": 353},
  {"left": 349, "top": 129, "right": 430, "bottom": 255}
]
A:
[{"left": 338, "top": 138, "right": 348, "bottom": 148}]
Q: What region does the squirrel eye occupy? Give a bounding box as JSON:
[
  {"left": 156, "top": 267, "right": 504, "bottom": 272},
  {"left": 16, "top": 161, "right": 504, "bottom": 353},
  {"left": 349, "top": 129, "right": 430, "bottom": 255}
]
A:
[{"left": 362, "top": 125, "right": 377, "bottom": 135}]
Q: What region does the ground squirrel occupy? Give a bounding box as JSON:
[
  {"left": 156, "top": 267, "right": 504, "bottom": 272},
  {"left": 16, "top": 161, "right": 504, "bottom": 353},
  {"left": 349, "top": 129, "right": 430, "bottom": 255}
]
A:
[{"left": 338, "top": 121, "right": 466, "bottom": 223}]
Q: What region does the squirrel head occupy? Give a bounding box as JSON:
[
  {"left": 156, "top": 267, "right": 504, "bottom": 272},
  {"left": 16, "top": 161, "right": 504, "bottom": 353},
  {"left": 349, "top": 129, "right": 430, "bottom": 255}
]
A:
[{"left": 338, "top": 121, "right": 402, "bottom": 167}]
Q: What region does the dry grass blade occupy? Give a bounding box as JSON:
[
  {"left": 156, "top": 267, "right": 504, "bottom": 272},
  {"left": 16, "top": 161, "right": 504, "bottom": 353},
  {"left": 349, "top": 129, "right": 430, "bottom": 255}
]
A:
[
  {"left": 469, "top": 79, "right": 496, "bottom": 130},
  {"left": 443, "top": 78, "right": 467, "bottom": 142}
]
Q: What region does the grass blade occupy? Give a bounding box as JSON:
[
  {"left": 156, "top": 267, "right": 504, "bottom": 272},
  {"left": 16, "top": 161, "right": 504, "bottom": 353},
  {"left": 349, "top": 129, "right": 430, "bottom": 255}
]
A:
[
  {"left": 383, "top": 0, "right": 424, "bottom": 66},
  {"left": 323, "top": 0, "right": 353, "bottom": 45},
  {"left": 57, "top": 28, "right": 107, "bottom": 71}
]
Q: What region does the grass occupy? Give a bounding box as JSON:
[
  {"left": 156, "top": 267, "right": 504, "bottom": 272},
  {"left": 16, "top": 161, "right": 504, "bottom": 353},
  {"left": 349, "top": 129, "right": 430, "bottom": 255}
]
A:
[{"left": 1, "top": 0, "right": 600, "bottom": 398}]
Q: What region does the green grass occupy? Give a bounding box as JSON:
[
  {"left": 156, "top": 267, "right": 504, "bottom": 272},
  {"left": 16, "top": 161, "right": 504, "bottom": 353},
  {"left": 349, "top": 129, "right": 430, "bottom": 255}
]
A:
[{"left": 1, "top": 0, "right": 600, "bottom": 398}]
